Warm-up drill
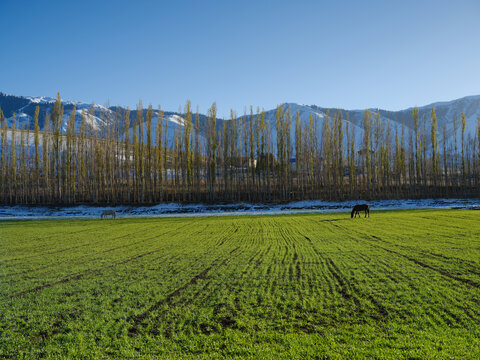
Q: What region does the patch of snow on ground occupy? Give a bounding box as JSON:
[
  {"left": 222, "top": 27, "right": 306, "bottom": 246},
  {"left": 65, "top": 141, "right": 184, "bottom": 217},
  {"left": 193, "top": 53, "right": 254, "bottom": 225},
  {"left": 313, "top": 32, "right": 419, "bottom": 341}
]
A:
[{"left": 0, "top": 198, "right": 479, "bottom": 220}]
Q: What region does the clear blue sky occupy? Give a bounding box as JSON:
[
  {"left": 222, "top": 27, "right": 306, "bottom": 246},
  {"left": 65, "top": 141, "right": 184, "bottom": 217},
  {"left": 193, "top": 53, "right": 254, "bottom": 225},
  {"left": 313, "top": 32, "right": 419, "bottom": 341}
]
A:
[{"left": 1, "top": 0, "right": 479, "bottom": 116}]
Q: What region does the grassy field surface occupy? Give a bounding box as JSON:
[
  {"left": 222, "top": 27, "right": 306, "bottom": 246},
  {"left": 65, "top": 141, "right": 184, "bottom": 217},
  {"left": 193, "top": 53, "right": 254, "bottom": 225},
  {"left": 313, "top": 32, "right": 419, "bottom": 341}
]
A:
[{"left": 1, "top": 210, "right": 479, "bottom": 359}]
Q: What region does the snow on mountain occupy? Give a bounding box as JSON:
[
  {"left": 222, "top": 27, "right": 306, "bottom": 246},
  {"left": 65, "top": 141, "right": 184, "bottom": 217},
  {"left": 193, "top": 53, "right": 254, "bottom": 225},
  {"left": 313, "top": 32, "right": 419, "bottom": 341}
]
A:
[
  {"left": 260, "top": 103, "right": 365, "bottom": 151},
  {"left": 167, "top": 114, "right": 185, "bottom": 127},
  {"left": 25, "top": 96, "right": 58, "bottom": 104},
  {"left": 357, "top": 95, "right": 480, "bottom": 140},
  {"left": 2, "top": 92, "right": 480, "bottom": 151},
  {"left": 411, "top": 95, "right": 480, "bottom": 139}
]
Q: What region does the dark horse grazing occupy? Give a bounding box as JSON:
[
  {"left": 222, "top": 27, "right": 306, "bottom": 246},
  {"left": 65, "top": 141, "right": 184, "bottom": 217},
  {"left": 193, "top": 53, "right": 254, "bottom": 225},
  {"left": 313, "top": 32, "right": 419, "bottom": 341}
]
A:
[
  {"left": 101, "top": 210, "right": 117, "bottom": 219},
  {"left": 351, "top": 204, "right": 370, "bottom": 218}
]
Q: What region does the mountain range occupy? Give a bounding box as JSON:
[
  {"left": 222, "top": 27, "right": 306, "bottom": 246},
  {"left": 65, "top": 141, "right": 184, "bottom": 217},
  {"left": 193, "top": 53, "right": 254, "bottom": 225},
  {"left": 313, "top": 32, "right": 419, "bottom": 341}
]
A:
[{"left": 2, "top": 92, "right": 480, "bottom": 148}]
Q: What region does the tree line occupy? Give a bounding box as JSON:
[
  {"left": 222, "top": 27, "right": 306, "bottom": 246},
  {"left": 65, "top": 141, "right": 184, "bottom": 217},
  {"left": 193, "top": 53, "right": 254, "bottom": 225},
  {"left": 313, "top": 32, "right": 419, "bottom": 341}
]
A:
[{"left": 1, "top": 93, "right": 480, "bottom": 205}]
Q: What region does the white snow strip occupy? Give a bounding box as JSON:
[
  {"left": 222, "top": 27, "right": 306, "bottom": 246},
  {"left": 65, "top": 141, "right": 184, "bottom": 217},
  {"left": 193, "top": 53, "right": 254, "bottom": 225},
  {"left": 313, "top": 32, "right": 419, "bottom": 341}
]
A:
[{"left": 0, "top": 198, "right": 478, "bottom": 220}]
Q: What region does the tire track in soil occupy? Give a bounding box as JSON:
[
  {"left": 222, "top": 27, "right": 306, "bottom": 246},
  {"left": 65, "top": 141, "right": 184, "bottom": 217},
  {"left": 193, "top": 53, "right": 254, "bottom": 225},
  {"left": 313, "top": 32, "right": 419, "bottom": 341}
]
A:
[
  {"left": 127, "top": 246, "right": 241, "bottom": 335},
  {"left": 2, "top": 226, "right": 163, "bottom": 277},
  {"left": 274, "top": 219, "right": 304, "bottom": 300},
  {"left": 324, "top": 258, "right": 357, "bottom": 304},
  {"left": 185, "top": 244, "right": 252, "bottom": 307},
  {"left": 0, "top": 225, "right": 125, "bottom": 263},
  {"left": 215, "top": 224, "right": 239, "bottom": 246},
  {"left": 248, "top": 245, "right": 272, "bottom": 276},
  {"left": 364, "top": 232, "right": 480, "bottom": 276},
  {"left": 12, "top": 273, "right": 86, "bottom": 298},
  {"left": 2, "top": 243, "right": 90, "bottom": 264},
  {"left": 302, "top": 235, "right": 331, "bottom": 298},
  {"left": 364, "top": 235, "right": 479, "bottom": 288},
  {"left": 17, "top": 225, "right": 101, "bottom": 242},
  {"left": 22, "top": 250, "right": 193, "bottom": 343},
  {"left": 294, "top": 247, "right": 301, "bottom": 280},
  {"left": 326, "top": 258, "right": 388, "bottom": 318},
  {"left": 11, "top": 224, "right": 197, "bottom": 298},
  {"left": 305, "top": 224, "right": 473, "bottom": 321},
  {"left": 103, "top": 221, "right": 194, "bottom": 259},
  {"left": 301, "top": 232, "right": 388, "bottom": 319},
  {"left": 319, "top": 223, "right": 430, "bottom": 291},
  {"left": 1, "top": 222, "right": 163, "bottom": 264},
  {"left": 11, "top": 252, "right": 195, "bottom": 346}
]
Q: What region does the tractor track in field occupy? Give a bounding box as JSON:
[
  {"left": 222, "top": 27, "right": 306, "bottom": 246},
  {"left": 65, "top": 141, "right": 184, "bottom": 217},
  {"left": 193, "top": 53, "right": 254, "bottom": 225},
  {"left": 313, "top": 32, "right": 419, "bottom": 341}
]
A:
[
  {"left": 97, "top": 226, "right": 170, "bottom": 253},
  {"left": 127, "top": 246, "right": 241, "bottom": 335},
  {"left": 301, "top": 232, "right": 389, "bottom": 318},
  {"left": 211, "top": 228, "right": 243, "bottom": 250},
  {"left": 109, "top": 221, "right": 196, "bottom": 264},
  {"left": 242, "top": 248, "right": 264, "bottom": 275},
  {"left": 274, "top": 219, "right": 298, "bottom": 278},
  {"left": 292, "top": 244, "right": 301, "bottom": 280},
  {"left": 373, "top": 236, "right": 480, "bottom": 276},
  {"left": 11, "top": 224, "right": 198, "bottom": 298},
  {"left": 281, "top": 245, "right": 289, "bottom": 265},
  {"left": 347, "top": 220, "right": 480, "bottom": 275},
  {"left": 11, "top": 271, "right": 90, "bottom": 297},
  {"left": 19, "top": 250, "right": 193, "bottom": 338},
  {"left": 251, "top": 245, "right": 272, "bottom": 272},
  {"left": 186, "top": 280, "right": 213, "bottom": 306},
  {"left": 278, "top": 238, "right": 293, "bottom": 281},
  {"left": 2, "top": 227, "right": 164, "bottom": 277},
  {"left": 11, "top": 244, "right": 169, "bottom": 297},
  {"left": 324, "top": 258, "right": 359, "bottom": 305},
  {"left": 2, "top": 243, "right": 91, "bottom": 264},
  {"left": 313, "top": 218, "right": 464, "bottom": 291},
  {"left": 1, "top": 224, "right": 162, "bottom": 265},
  {"left": 365, "top": 235, "right": 479, "bottom": 288},
  {"left": 325, "top": 258, "right": 389, "bottom": 318},
  {"left": 196, "top": 243, "right": 256, "bottom": 305},
  {"left": 302, "top": 224, "right": 475, "bottom": 318},
  {"left": 0, "top": 225, "right": 130, "bottom": 263},
  {"left": 215, "top": 224, "right": 239, "bottom": 246},
  {"left": 193, "top": 224, "right": 211, "bottom": 236},
  {"left": 99, "top": 221, "right": 194, "bottom": 254},
  {"left": 273, "top": 219, "right": 305, "bottom": 298},
  {"left": 3, "top": 222, "right": 191, "bottom": 278},
  {"left": 26, "top": 226, "right": 101, "bottom": 242}
]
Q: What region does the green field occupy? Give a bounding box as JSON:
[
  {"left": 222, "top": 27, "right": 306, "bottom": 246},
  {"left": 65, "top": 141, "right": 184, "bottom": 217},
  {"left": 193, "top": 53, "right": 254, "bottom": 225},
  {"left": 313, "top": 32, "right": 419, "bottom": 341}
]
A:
[{"left": 1, "top": 210, "right": 479, "bottom": 359}]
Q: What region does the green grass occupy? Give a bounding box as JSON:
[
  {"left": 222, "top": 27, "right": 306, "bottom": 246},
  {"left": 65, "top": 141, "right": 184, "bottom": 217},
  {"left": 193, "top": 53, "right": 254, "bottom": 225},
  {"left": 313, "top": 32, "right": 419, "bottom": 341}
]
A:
[{"left": 1, "top": 210, "right": 480, "bottom": 359}]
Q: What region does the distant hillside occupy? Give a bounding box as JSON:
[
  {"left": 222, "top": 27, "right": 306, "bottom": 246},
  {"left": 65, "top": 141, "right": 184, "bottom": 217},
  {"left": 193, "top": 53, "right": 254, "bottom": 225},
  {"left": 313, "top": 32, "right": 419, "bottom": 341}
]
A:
[
  {"left": 2, "top": 92, "right": 480, "bottom": 205},
  {"left": 2, "top": 92, "right": 480, "bottom": 148}
]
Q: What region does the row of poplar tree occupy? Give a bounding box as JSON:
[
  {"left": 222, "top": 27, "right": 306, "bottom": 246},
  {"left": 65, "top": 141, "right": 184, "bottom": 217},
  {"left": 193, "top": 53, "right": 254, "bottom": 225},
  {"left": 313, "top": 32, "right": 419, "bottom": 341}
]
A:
[{"left": 1, "top": 93, "right": 480, "bottom": 205}]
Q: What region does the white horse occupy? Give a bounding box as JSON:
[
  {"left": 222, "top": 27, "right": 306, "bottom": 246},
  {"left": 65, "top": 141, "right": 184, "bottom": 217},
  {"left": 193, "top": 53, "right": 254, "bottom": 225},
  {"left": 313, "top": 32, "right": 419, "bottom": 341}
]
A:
[{"left": 101, "top": 210, "right": 117, "bottom": 219}]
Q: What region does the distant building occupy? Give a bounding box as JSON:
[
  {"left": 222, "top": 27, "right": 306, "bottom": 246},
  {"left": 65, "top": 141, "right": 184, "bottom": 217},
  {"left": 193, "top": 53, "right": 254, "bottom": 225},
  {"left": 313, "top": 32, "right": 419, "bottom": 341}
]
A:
[{"left": 357, "top": 148, "right": 374, "bottom": 156}]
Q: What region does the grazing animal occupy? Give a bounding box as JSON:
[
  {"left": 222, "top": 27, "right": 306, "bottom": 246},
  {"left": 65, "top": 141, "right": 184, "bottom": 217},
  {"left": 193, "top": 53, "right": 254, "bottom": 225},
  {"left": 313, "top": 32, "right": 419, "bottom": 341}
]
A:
[
  {"left": 101, "top": 210, "right": 117, "bottom": 219},
  {"left": 351, "top": 204, "right": 370, "bottom": 218}
]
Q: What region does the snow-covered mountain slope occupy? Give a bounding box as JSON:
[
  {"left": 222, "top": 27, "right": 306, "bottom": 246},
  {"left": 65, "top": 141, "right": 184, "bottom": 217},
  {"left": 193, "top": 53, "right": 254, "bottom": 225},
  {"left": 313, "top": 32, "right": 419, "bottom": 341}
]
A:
[
  {"left": 2, "top": 92, "right": 480, "bottom": 150},
  {"left": 396, "top": 95, "right": 480, "bottom": 139},
  {"left": 326, "top": 95, "right": 480, "bottom": 141},
  {"left": 1, "top": 93, "right": 114, "bottom": 132},
  {"left": 0, "top": 93, "right": 198, "bottom": 148},
  {"left": 258, "top": 103, "right": 365, "bottom": 150}
]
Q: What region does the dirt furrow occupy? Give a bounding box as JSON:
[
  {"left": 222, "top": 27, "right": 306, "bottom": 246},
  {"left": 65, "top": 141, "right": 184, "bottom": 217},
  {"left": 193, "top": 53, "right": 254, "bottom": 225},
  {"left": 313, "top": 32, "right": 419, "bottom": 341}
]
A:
[
  {"left": 361, "top": 236, "right": 479, "bottom": 288},
  {"left": 2, "top": 227, "right": 163, "bottom": 277},
  {"left": 10, "top": 226, "right": 196, "bottom": 298},
  {"left": 127, "top": 250, "right": 239, "bottom": 335},
  {"left": 1, "top": 224, "right": 163, "bottom": 265},
  {"left": 367, "top": 234, "right": 480, "bottom": 276}
]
